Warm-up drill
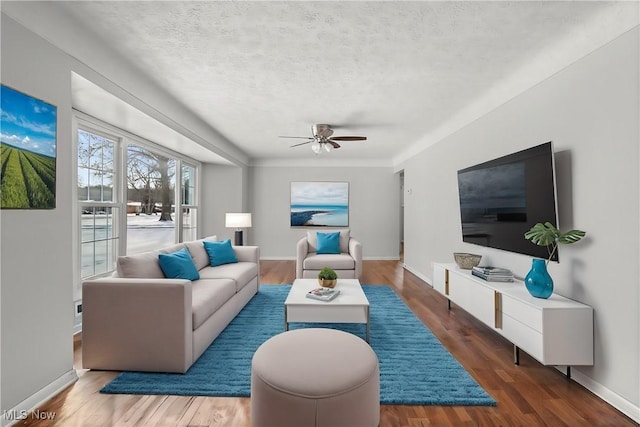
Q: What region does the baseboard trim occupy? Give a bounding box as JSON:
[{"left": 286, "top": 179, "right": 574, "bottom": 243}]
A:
[
  {"left": 401, "top": 263, "right": 433, "bottom": 287},
  {"left": 567, "top": 367, "right": 640, "bottom": 423},
  {"left": 403, "top": 261, "right": 640, "bottom": 425},
  {"left": 1, "top": 369, "right": 78, "bottom": 427}
]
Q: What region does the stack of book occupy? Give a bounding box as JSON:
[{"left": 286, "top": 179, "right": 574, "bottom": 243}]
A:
[
  {"left": 306, "top": 287, "right": 341, "bottom": 301},
  {"left": 471, "top": 266, "right": 514, "bottom": 282}
]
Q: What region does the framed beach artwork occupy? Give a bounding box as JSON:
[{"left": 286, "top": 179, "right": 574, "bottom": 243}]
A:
[
  {"left": 0, "top": 84, "right": 57, "bottom": 209},
  {"left": 290, "top": 181, "right": 349, "bottom": 227}
]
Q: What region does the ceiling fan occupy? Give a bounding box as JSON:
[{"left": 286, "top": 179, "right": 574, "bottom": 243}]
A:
[{"left": 280, "top": 124, "right": 367, "bottom": 153}]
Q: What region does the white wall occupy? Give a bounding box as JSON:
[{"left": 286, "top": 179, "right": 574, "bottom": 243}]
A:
[
  {"left": 250, "top": 166, "right": 400, "bottom": 260},
  {"left": 200, "top": 164, "right": 247, "bottom": 242},
  {"left": 401, "top": 27, "right": 639, "bottom": 417},
  {"left": 1, "top": 15, "right": 77, "bottom": 416}
]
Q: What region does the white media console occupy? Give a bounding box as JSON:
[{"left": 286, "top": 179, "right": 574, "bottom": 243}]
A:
[{"left": 433, "top": 263, "right": 593, "bottom": 375}]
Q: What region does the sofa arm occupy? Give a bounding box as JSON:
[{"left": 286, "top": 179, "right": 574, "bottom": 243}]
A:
[
  {"left": 349, "top": 238, "right": 363, "bottom": 280},
  {"left": 233, "top": 245, "right": 259, "bottom": 263},
  {"left": 234, "top": 245, "right": 260, "bottom": 281},
  {"left": 82, "top": 278, "right": 193, "bottom": 373},
  {"left": 296, "top": 237, "right": 309, "bottom": 278}
]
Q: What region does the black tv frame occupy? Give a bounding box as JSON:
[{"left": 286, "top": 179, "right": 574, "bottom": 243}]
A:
[{"left": 457, "top": 142, "right": 559, "bottom": 261}]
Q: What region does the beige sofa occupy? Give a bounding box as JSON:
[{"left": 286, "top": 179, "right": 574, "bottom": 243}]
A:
[{"left": 82, "top": 236, "right": 259, "bottom": 373}]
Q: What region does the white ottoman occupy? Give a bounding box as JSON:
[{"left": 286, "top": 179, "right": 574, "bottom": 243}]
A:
[{"left": 251, "top": 328, "right": 380, "bottom": 427}]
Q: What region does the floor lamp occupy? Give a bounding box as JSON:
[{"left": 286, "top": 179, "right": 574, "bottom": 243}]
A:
[{"left": 225, "top": 213, "right": 252, "bottom": 246}]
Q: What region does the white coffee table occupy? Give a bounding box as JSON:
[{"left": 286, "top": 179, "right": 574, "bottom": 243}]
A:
[{"left": 284, "top": 278, "right": 370, "bottom": 342}]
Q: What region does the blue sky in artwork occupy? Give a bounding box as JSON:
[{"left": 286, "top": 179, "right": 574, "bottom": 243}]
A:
[
  {"left": 291, "top": 182, "right": 349, "bottom": 206},
  {"left": 1, "top": 85, "right": 57, "bottom": 158}
]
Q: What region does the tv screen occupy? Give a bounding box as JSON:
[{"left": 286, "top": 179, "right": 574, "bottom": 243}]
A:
[{"left": 457, "top": 142, "right": 559, "bottom": 261}]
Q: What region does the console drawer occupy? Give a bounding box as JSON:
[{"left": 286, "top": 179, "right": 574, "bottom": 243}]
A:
[
  {"left": 502, "top": 294, "right": 542, "bottom": 332},
  {"left": 448, "top": 271, "right": 470, "bottom": 307},
  {"left": 502, "top": 313, "right": 543, "bottom": 361}
]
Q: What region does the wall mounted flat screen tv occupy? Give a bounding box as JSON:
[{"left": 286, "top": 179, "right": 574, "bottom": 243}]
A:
[{"left": 457, "top": 142, "right": 559, "bottom": 261}]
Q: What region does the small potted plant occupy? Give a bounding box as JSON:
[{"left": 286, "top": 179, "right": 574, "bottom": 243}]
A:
[{"left": 318, "top": 266, "right": 338, "bottom": 288}]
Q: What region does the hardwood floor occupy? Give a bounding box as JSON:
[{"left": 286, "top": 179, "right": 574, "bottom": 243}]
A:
[{"left": 16, "top": 260, "right": 636, "bottom": 426}]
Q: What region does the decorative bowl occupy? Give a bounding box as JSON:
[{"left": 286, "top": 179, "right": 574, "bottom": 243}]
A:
[
  {"left": 453, "top": 253, "right": 482, "bottom": 270},
  {"left": 318, "top": 279, "right": 337, "bottom": 288}
]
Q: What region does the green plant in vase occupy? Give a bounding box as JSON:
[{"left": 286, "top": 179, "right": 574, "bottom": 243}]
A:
[
  {"left": 523, "top": 222, "right": 586, "bottom": 298},
  {"left": 318, "top": 266, "right": 338, "bottom": 288},
  {"left": 524, "top": 222, "right": 586, "bottom": 264}
]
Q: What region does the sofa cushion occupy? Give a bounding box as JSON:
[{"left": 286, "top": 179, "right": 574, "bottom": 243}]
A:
[
  {"left": 191, "top": 279, "right": 236, "bottom": 330},
  {"left": 307, "top": 229, "right": 350, "bottom": 253},
  {"left": 116, "top": 243, "right": 187, "bottom": 278},
  {"left": 184, "top": 235, "right": 218, "bottom": 270},
  {"left": 158, "top": 248, "right": 200, "bottom": 281},
  {"left": 199, "top": 262, "right": 258, "bottom": 292},
  {"left": 204, "top": 239, "right": 238, "bottom": 266},
  {"left": 117, "top": 250, "right": 165, "bottom": 278},
  {"left": 159, "top": 243, "right": 188, "bottom": 255},
  {"left": 303, "top": 253, "right": 355, "bottom": 270}
]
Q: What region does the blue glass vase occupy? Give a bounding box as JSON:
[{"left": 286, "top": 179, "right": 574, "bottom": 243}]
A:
[{"left": 525, "top": 259, "right": 554, "bottom": 299}]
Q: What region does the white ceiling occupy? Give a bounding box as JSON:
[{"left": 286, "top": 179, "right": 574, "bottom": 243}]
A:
[{"left": 8, "top": 1, "right": 639, "bottom": 166}]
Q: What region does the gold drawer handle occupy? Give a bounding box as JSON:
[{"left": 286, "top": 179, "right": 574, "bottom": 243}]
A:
[
  {"left": 444, "top": 269, "right": 450, "bottom": 295},
  {"left": 494, "top": 291, "right": 502, "bottom": 329}
]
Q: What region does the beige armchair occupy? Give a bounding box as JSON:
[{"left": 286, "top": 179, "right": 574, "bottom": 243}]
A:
[{"left": 296, "top": 229, "right": 362, "bottom": 280}]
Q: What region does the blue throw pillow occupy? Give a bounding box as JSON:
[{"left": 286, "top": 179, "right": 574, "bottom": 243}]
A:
[
  {"left": 317, "top": 232, "right": 341, "bottom": 254},
  {"left": 203, "top": 239, "right": 239, "bottom": 266},
  {"left": 158, "top": 247, "right": 200, "bottom": 281}
]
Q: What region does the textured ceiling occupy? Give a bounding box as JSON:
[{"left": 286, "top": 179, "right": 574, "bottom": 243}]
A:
[{"left": 41, "top": 1, "right": 639, "bottom": 165}]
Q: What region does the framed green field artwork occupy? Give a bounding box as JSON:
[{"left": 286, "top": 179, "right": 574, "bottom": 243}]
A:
[{"left": 1, "top": 84, "right": 57, "bottom": 209}]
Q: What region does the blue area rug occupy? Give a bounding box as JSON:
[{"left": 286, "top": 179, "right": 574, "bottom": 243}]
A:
[{"left": 101, "top": 285, "right": 495, "bottom": 406}]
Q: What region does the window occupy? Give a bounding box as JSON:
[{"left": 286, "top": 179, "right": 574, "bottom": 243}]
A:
[
  {"left": 181, "top": 163, "right": 197, "bottom": 242},
  {"left": 126, "top": 144, "right": 177, "bottom": 254},
  {"left": 75, "top": 113, "right": 200, "bottom": 282},
  {"left": 77, "top": 128, "right": 121, "bottom": 279},
  {"left": 182, "top": 163, "right": 196, "bottom": 206}
]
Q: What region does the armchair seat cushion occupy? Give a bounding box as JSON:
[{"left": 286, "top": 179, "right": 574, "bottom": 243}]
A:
[{"left": 303, "top": 253, "right": 355, "bottom": 270}]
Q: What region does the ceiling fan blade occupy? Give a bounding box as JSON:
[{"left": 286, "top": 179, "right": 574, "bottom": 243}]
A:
[
  {"left": 279, "top": 136, "right": 314, "bottom": 140},
  {"left": 290, "top": 141, "right": 313, "bottom": 148},
  {"left": 329, "top": 136, "right": 367, "bottom": 141},
  {"left": 328, "top": 141, "right": 341, "bottom": 149}
]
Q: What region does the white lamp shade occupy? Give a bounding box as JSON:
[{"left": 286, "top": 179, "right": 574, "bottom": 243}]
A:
[{"left": 225, "top": 213, "right": 252, "bottom": 228}]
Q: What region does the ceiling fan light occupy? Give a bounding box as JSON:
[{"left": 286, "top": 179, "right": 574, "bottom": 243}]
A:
[{"left": 282, "top": 124, "right": 366, "bottom": 155}]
